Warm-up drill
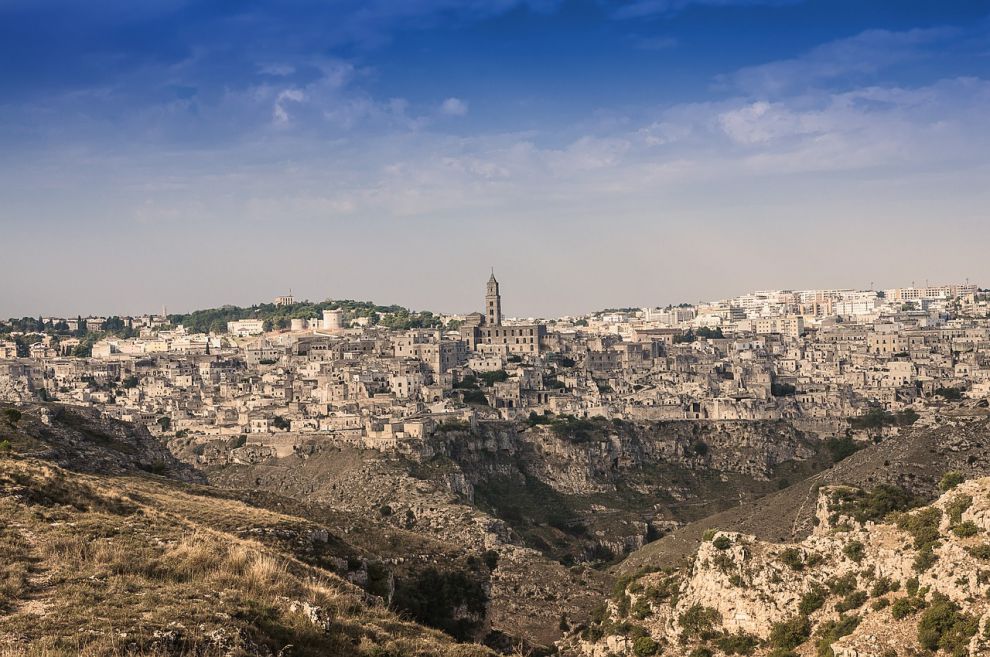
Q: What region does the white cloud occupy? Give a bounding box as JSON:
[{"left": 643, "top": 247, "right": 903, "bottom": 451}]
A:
[
  {"left": 726, "top": 27, "right": 958, "bottom": 95},
  {"left": 717, "top": 100, "right": 826, "bottom": 144},
  {"left": 440, "top": 97, "right": 469, "bottom": 116},
  {"left": 272, "top": 89, "right": 305, "bottom": 125}
]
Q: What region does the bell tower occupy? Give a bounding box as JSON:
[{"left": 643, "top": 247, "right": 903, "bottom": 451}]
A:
[{"left": 486, "top": 270, "right": 502, "bottom": 326}]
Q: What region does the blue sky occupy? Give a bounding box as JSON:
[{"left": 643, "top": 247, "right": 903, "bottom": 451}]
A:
[{"left": 1, "top": 0, "right": 989, "bottom": 317}]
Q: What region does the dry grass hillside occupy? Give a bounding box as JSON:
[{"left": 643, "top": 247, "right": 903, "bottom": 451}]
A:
[{"left": 0, "top": 404, "right": 495, "bottom": 657}]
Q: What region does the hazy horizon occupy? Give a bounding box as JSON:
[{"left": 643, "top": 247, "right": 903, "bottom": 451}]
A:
[
  {"left": 3, "top": 271, "right": 984, "bottom": 321},
  {"left": 2, "top": 1, "right": 989, "bottom": 318}
]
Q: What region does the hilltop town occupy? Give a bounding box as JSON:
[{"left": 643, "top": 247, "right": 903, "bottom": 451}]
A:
[
  {"left": 1, "top": 277, "right": 988, "bottom": 459},
  {"left": 5, "top": 275, "right": 990, "bottom": 656}
]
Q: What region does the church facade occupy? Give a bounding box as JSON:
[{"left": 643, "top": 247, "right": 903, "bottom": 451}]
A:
[{"left": 460, "top": 273, "right": 546, "bottom": 355}]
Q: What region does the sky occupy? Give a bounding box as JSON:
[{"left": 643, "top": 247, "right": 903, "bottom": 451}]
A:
[{"left": 1, "top": 0, "right": 989, "bottom": 319}]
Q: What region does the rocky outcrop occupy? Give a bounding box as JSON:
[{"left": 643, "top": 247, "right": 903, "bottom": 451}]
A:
[
  {"left": 426, "top": 420, "right": 818, "bottom": 497},
  {"left": 566, "top": 476, "right": 990, "bottom": 657},
  {"left": 3, "top": 402, "right": 203, "bottom": 482}
]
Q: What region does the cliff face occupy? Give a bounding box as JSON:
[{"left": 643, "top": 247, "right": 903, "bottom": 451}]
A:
[
  {"left": 202, "top": 418, "right": 828, "bottom": 649},
  {"left": 567, "top": 476, "right": 990, "bottom": 657},
  {"left": 426, "top": 419, "right": 818, "bottom": 496}
]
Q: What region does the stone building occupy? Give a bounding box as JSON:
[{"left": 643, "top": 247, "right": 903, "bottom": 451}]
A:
[{"left": 460, "top": 272, "right": 546, "bottom": 355}]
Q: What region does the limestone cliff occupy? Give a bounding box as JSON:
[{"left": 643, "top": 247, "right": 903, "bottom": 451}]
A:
[{"left": 564, "top": 476, "right": 990, "bottom": 657}]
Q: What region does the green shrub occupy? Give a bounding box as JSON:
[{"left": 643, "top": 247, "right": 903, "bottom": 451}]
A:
[
  {"left": 713, "top": 535, "right": 733, "bottom": 550},
  {"left": 631, "top": 597, "right": 652, "bottom": 620},
  {"left": 952, "top": 521, "right": 979, "bottom": 538},
  {"left": 835, "top": 590, "right": 867, "bottom": 612},
  {"left": 632, "top": 635, "right": 659, "bottom": 657},
  {"left": 896, "top": 506, "right": 942, "bottom": 571},
  {"left": 702, "top": 528, "right": 718, "bottom": 542},
  {"left": 917, "top": 593, "right": 978, "bottom": 656},
  {"left": 616, "top": 593, "right": 631, "bottom": 618},
  {"left": 939, "top": 471, "right": 966, "bottom": 492},
  {"left": 644, "top": 575, "right": 681, "bottom": 604},
  {"left": 825, "top": 436, "right": 863, "bottom": 463},
  {"left": 827, "top": 573, "right": 857, "bottom": 596},
  {"left": 870, "top": 576, "right": 898, "bottom": 597},
  {"left": 828, "top": 484, "right": 920, "bottom": 523},
  {"left": 2, "top": 408, "right": 21, "bottom": 425},
  {"left": 713, "top": 551, "right": 734, "bottom": 573},
  {"left": 779, "top": 547, "right": 805, "bottom": 571},
  {"left": 589, "top": 603, "right": 609, "bottom": 625},
  {"left": 914, "top": 545, "right": 938, "bottom": 572},
  {"left": 715, "top": 631, "right": 759, "bottom": 655},
  {"left": 890, "top": 596, "right": 925, "bottom": 620},
  {"left": 897, "top": 507, "right": 942, "bottom": 549},
  {"left": 935, "top": 387, "right": 963, "bottom": 401},
  {"left": 769, "top": 615, "right": 811, "bottom": 650},
  {"left": 966, "top": 543, "right": 990, "bottom": 560},
  {"left": 946, "top": 494, "right": 973, "bottom": 524},
  {"left": 843, "top": 541, "right": 865, "bottom": 563},
  {"left": 799, "top": 584, "right": 828, "bottom": 615},
  {"left": 678, "top": 604, "right": 721, "bottom": 640},
  {"left": 815, "top": 614, "right": 860, "bottom": 657},
  {"left": 871, "top": 598, "right": 890, "bottom": 611}
]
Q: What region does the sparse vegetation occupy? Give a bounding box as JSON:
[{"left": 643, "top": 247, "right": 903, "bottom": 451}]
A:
[
  {"left": 952, "top": 521, "right": 979, "bottom": 538},
  {"left": 891, "top": 595, "right": 926, "bottom": 620},
  {"left": 0, "top": 456, "right": 494, "bottom": 657},
  {"left": 896, "top": 507, "right": 943, "bottom": 572},
  {"left": 678, "top": 604, "right": 721, "bottom": 641},
  {"left": 769, "top": 615, "right": 811, "bottom": 650},
  {"left": 828, "top": 484, "right": 920, "bottom": 523},
  {"left": 815, "top": 614, "right": 860, "bottom": 657},
  {"left": 779, "top": 547, "right": 806, "bottom": 571},
  {"left": 934, "top": 387, "right": 964, "bottom": 401},
  {"left": 843, "top": 541, "right": 865, "bottom": 563},
  {"left": 945, "top": 493, "right": 973, "bottom": 524},
  {"left": 939, "top": 471, "right": 966, "bottom": 492},
  {"left": 825, "top": 436, "right": 863, "bottom": 463},
  {"left": 916, "top": 593, "right": 978, "bottom": 656},
  {"left": 834, "top": 590, "right": 867, "bottom": 612},
  {"left": 633, "top": 635, "right": 660, "bottom": 656},
  {"left": 715, "top": 631, "right": 759, "bottom": 655},
  {"left": 826, "top": 573, "right": 858, "bottom": 596},
  {"left": 870, "top": 576, "right": 899, "bottom": 597},
  {"left": 799, "top": 584, "right": 828, "bottom": 615},
  {"left": 3, "top": 408, "right": 22, "bottom": 425}
]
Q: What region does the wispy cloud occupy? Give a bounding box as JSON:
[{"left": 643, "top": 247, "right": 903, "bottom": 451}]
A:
[
  {"left": 440, "top": 97, "right": 469, "bottom": 116},
  {"left": 610, "top": 0, "right": 801, "bottom": 20},
  {"left": 272, "top": 89, "right": 304, "bottom": 125},
  {"left": 726, "top": 27, "right": 959, "bottom": 95}
]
